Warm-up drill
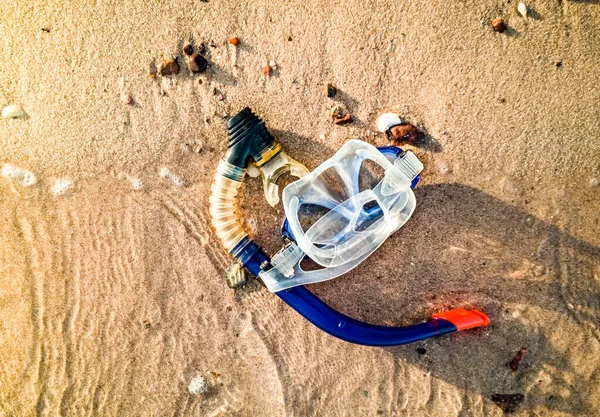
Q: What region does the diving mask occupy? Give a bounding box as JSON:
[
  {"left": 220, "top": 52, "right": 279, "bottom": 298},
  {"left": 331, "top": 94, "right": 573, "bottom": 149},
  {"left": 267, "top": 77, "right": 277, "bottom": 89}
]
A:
[{"left": 259, "top": 140, "right": 423, "bottom": 292}]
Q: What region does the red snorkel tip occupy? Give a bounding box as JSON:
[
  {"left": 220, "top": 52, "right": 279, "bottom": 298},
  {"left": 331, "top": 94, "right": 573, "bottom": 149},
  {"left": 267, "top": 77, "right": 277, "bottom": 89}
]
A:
[{"left": 432, "top": 308, "right": 491, "bottom": 331}]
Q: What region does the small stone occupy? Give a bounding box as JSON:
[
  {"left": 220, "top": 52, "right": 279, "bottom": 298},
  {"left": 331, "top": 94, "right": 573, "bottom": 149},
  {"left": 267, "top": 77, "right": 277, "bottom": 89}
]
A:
[
  {"left": 287, "top": 36, "right": 293, "bottom": 41},
  {"left": 416, "top": 347, "right": 426, "bottom": 355},
  {"left": 188, "top": 375, "right": 208, "bottom": 395},
  {"left": 518, "top": 2, "right": 527, "bottom": 17},
  {"left": 183, "top": 44, "right": 194, "bottom": 56},
  {"left": 41, "top": 27, "right": 50, "bottom": 33},
  {"left": 590, "top": 178, "right": 599, "bottom": 187},
  {"left": 491, "top": 393, "right": 525, "bottom": 413},
  {"left": 491, "top": 18, "right": 506, "bottom": 33},
  {"left": 2, "top": 104, "right": 27, "bottom": 119},
  {"left": 148, "top": 72, "right": 156, "bottom": 79},
  {"left": 198, "top": 43, "right": 206, "bottom": 55},
  {"left": 269, "top": 60, "right": 277, "bottom": 70},
  {"left": 388, "top": 124, "right": 419, "bottom": 145},
  {"left": 159, "top": 59, "right": 179, "bottom": 76},
  {"left": 508, "top": 347, "right": 527, "bottom": 375},
  {"left": 229, "top": 37, "right": 240, "bottom": 46},
  {"left": 330, "top": 104, "right": 347, "bottom": 120},
  {"left": 187, "top": 54, "right": 208, "bottom": 73},
  {"left": 326, "top": 84, "right": 337, "bottom": 98},
  {"left": 334, "top": 114, "right": 353, "bottom": 125},
  {"left": 120, "top": 93, "right": 134, "bottom": 105},
  {"left": 262, "top": 64, "right": 272, "bottom": 76},
  {"left": 555, "top": 60, "right": 563, "bottom": 68}
]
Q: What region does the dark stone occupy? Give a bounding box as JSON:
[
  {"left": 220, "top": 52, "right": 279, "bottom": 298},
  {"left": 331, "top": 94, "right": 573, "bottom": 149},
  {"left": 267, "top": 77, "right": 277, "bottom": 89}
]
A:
[
  {"left": 326, "top": 84, "right": 337, "bottom": 98},
  {"left": 188, "top": 54, "right": 208, "bottom": 73},
  {"left": 183, "top": 44, "right": 194, "bottom": 56},
  {"left": 416, "top": 347, "right": 427, "bottom": 355}
]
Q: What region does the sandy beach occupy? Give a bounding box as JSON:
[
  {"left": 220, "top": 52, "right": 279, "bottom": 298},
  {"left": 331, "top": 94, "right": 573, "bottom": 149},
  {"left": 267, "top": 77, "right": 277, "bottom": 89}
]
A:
[{"left": 1, "top": 0, "right": 599, "bottom": 415}]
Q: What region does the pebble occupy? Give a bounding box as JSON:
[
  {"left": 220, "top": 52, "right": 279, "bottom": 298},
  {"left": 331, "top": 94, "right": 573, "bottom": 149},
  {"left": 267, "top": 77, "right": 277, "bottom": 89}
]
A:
[
  {"left": 188, "top": 375, "right": 208, "bottom": 395},
  {"left": 1, "top": 163, "right": 37, "bottom": 186},
  {"left": 326, "top": 84, "right": 337, "bottom": 98},
  {"left": 51, "top": 178, "right": 73, "bottom": 195},
  {"left": 491, "top": 18, "right": 506, "bottom": 33},
  {"left": 508, "top": 347, "right": 527, "bottom": 375},
  {"left": 590, "top": 178, "right": 599, "bottom": 187},
  {"left": 187, "top": 54, "right": 208, "bottom": 73},
  {"left": 229, "top": 37, "right": 240, "bottom": 46},
  {"left": 262, "top": 64, "right": 272, "bottom": 76},
  {"left": 2, "top": 104, "right": 27, "bottom": 119},
  {"left": 159, "top": 59, "right": 179, "bottom": 76},
  {"left": 518, "top": 2, "right": 527, "bottom": 17},
  {"left": 388, "top": 124, "right": 419, "bottom": 145},
  {"left": 330, "top": 104, "right": 347, "bottom": 120},
  {"left": 334, "top": 114, "right": 353, "bottom": 125},
  {"left": 183, "top": 44, "right": 194, "bottom": 56},
  {"left": 120, "top": 93, "right": 134, "bottom": 105}
]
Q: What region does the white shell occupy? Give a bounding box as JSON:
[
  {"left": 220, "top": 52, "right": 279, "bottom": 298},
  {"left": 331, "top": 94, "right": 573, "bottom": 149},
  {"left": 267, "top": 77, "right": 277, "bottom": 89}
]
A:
[
  {"left": 518, "top": 2, "right": 527, "bottom": 17},
  {"left": 377, "top": 113, "right": 404, "bottom": 133},
  {"left": 2, "top": 104, "right": 27, "bottom": 119},
  {"left": 246, "top": 163, "right": 260, "bottom": 178}
]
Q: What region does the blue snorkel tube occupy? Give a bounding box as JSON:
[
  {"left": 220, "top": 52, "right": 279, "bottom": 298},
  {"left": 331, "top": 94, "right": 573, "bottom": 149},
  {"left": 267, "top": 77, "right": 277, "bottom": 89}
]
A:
[{"left": 210, "top": 108, "right": 490, "bottom": 347}]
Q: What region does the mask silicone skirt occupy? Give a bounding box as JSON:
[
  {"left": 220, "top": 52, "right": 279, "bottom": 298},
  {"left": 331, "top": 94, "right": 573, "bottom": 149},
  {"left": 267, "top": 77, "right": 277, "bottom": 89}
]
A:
[{"left": 209, "top": 107, "right": 490, "bottom": 347}]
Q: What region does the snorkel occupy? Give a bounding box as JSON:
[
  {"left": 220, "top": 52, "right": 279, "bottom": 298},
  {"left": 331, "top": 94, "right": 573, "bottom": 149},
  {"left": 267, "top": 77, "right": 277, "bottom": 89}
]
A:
[{"left": 210, "top": 107, "right": 490, "bottom": 347}]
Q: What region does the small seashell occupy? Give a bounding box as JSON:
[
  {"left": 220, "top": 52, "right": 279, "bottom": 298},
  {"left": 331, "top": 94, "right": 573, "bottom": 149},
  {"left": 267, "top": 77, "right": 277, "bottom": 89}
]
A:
[
  {"left": 518, "top": 2, "right": 527, "bottom": 17},
  {"left": 224, "top": 261, "right": 247, "bottom": 288},
  {"left": 269, "top": 60, "right": 277, "bottom": 70},
  {"left": 246, "top": 163, "right": 260, "bottom": 178},
  {"left": 2, "top": 104, "right": 27, "bottom": 119},
  {"left": 377, "top": 113, "right": 403, "bottom": 133},
  {"left": 228, "top": 37, "right": 240, "bottom": 46}
]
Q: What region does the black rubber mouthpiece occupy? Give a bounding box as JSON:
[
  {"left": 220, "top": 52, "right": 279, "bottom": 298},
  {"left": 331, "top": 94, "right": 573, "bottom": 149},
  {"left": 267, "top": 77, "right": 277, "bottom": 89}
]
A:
[{"left": 225, "top": 107, "right": 276, "bottom": 168}]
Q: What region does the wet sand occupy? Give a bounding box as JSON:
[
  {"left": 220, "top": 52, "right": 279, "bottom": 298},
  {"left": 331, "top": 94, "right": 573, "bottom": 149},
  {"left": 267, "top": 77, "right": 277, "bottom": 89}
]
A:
[{"left": 1, "top": 0, "right": 599, "bottom": 416}]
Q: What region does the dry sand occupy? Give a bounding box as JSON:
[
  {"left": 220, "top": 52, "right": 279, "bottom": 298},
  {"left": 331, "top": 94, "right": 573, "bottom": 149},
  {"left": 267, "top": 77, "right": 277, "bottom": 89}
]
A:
[{"left": 1, "top": 0, "right": 600, "bottom": 416}]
